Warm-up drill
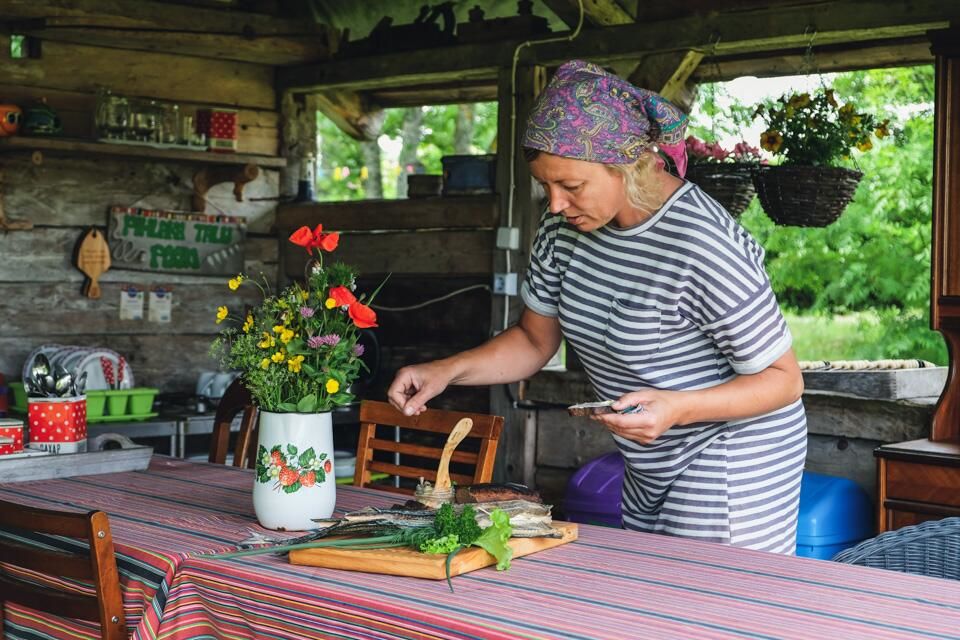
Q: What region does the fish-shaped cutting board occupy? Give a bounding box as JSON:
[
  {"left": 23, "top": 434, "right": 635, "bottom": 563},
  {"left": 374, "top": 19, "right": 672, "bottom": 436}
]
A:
[{"left": 76, "top": 228, "right": 111, "bottom": 299}]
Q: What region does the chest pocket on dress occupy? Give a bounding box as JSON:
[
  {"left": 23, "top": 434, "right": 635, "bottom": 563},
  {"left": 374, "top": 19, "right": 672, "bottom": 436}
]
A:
[{"left": 604, "top": 298, "right": 662, "bottom": 360}]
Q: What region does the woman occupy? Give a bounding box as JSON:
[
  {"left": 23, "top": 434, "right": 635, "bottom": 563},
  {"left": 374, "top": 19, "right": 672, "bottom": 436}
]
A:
[{"left": 388, "top": 60, "right": 807, "bottom": 554}]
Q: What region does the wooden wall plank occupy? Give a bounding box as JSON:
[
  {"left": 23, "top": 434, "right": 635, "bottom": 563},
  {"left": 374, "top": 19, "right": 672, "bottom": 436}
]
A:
[
  {"left": 276, "top": 196, "right": 499, "bottom": 231},
  {"left": 1, "top": 156, "right": 279, "bottom": 233},
  {"left": 282, "top": 230, "right": 495, "bottom": 278},
  {"left": 0, "top": 37, "right": 275, "bottom": 110}
]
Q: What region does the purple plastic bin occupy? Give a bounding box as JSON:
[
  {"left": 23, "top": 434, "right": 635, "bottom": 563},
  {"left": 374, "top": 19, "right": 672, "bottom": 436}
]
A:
[{"left": 564, "top": 452, "right": 624, "bottom": 527}]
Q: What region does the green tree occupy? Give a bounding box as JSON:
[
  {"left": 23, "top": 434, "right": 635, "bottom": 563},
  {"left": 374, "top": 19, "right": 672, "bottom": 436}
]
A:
[{"left": 702, "top": 66, "right": 945, "bottom": 363}]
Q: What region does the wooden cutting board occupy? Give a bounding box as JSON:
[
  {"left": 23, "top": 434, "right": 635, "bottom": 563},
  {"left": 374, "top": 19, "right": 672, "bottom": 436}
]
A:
[
  {"left": 76, "top": 227, "right": 111, "bottom": 299},
  {"left": 289, "top": 522, "right": 578, "bottom": 580}
]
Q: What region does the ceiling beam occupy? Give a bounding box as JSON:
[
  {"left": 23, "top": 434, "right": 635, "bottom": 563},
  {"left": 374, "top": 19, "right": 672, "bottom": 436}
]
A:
[
  {"left": 278, "top": 0, "right": 959, "bottom": 93},
  {"left": 540, "top": 0, "right": 635, "bottom": 28},
  {"left": 0, "top": 0, "right": 333, "bottom": 65}
]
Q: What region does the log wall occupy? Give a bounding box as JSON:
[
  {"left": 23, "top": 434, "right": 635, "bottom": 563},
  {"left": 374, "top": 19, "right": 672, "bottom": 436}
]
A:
[{"left": 0, "top": 40, "right": 281, "bottom": 394}]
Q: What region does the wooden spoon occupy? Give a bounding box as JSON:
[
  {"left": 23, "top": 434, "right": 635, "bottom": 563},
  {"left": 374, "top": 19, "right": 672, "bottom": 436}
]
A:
[{"left": 434, "top": 418, "right": 473, "bottom": 491}]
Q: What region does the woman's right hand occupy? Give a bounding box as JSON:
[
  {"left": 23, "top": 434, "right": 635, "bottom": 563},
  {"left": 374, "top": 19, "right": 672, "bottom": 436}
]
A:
[{"left": 387, "top": 360, "right": 455, "bottom": 416}]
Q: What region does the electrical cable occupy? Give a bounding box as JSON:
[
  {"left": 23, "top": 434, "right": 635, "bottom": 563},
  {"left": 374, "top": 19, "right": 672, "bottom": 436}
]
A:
[
  {"left": 501, "top": 0, "right": 585, "bottom": 331},
  {"left": 370, "top": 283, "right": 491, "bottom": 312}
]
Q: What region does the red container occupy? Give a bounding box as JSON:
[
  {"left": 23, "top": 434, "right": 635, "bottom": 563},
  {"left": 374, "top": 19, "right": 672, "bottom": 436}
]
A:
[
  {"left": 27, "top": 396, "right": 87, "bottom": 454},
  {"left": 0, "top": 418, "right": 24, "bottom": 455},
  {"left": 196, "top": 108, "right": 238, "bottom": 153}
]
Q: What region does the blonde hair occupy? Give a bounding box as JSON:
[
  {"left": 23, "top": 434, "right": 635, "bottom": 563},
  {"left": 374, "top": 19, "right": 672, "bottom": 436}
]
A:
[{"left": 606, "top": 151, "right": 666, "bottom": 212}]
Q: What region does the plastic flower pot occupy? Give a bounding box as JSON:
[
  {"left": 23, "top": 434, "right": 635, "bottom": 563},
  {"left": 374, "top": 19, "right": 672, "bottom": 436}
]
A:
[
  {"left": 85, "top": 390, "right": 107, "bottom": 419},
  {"left": 105, "top": 390, "right": 130, "bottom": 416},
  {"left": 128, "top": 388, "right": 159, "bottom": 415}
]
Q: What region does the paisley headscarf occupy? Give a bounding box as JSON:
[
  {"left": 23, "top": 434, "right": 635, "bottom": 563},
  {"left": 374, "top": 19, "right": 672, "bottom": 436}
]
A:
[{"left": 522, "top": 60, "right": 689, "bottom": 177}]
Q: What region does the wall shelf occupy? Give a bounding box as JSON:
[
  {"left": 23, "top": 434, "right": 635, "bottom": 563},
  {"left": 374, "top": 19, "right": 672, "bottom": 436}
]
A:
[{"left": 0, "top": 136, "right": 287, "bottom": 168}]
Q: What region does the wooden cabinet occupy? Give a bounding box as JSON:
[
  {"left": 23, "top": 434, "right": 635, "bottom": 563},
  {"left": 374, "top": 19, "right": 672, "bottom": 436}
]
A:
[{"left": 875, "top": 439, "right": 960, "bottom": 533}]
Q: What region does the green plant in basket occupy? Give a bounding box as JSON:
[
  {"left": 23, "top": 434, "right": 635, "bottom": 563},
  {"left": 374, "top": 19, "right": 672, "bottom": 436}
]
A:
[
  {"left": 211, "top": 225, "right": 384, "bottom": 414},
  {"left": 754, "top": 88, "right": 890, "bottom": 167}
]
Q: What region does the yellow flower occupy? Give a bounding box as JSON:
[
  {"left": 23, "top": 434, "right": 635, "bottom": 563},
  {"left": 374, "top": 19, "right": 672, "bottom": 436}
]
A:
[
  {"left": 851, "top": 115, "right": 862, "bottom": 126},
  {"left": 257, "top": 332, "right": 276, "bottom": 349},
  {"left": 857, "top": 139, "right": 873, "bottom": 152},
  {"left": 839, "top": 103, "right": 855, "bottom": 121},
  {"left": 271, "top": 351, "right": 285, "bottom": 363},
  {"left": 325, "top": 297, "right": 336, "bottom": 309},
  {"left": 216, "top": 306, "right": 228, "bottom": 324},
  {"left": 360, "top": 166, "right": 369, "bottom": 180},
  {"left": 785, "top": 105, "right": 796, "bottom": 118},
  {"left": 273, "top": 325, "right": 285, "bottom": 334},
  {"left": 228, "top": 274, "right": 244, "bottom": 291},
  {"left": 299, "top": 290, "right": 309, "bottom": 301},
  {"left": 875, "top": 120, "right": 890, "bottom": 138},
  {"left": 287, "top": 355, "right": 305, "bottom": 373},
  {"left": 242, "top": 314, "right": 254, "bottom": 333},
  {"left": 760, "top": 130, "right": 783, "bottom": 153},
  {"left": 325, "top": 379, "right": 340, "bottom": 394},
  {"left": 280, "top": 329, "right": 295, "bottom": 344},
  {"left": 788, "top": 93, "right": 811, "bottom": 109},
  {"left": 259, "top": 358, "right": 271, "bottom": 370}
]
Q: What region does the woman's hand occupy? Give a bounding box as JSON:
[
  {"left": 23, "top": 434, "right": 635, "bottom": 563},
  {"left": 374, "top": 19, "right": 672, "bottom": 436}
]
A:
[
  {"left": 387, "top": 360, "right": 456, "bottom": 416},
  {"left": 590, "top": 389, "right": 683, "bottom": 445}
]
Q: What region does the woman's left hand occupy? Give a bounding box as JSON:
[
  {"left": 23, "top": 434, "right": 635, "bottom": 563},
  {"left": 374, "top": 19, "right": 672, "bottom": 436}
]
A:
[{"left": 591, "top": 389, "right": 684, "bottom": 445}]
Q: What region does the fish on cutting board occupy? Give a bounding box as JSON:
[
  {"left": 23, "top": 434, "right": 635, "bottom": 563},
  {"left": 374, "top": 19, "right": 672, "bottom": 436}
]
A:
[{"left": 75, "top": 227, "right": 111, "bottom": 299}]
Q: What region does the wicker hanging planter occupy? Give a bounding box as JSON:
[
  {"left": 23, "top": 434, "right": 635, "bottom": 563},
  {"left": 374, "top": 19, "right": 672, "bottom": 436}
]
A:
[
  {"left": 752, "top": 165, "right": 863, "bottom": 227},
  {"left": 686, "top": 163, "right": 757, "bottom": 218}
]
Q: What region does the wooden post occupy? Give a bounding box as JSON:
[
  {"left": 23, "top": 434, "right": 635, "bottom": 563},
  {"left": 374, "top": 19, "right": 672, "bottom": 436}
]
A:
[
  {"left": 929, "top": 28, "right": 960, "bottom": 442},
  {"left": 490, "top": 63, "right": 545, "bottom": 483}
]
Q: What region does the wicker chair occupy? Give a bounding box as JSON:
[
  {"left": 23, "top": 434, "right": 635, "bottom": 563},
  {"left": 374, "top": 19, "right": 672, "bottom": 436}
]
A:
[{"left": 832, "top": 517, "right": 960, "bottom": 580}]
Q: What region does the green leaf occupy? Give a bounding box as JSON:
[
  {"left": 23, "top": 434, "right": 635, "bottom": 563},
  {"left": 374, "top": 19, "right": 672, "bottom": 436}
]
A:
[
  {"left": 257, "top": 468, "right": 270, "bottom": 483},
  {"left": 298, "top": 447, "right": 316, "bottom": 467},
  {"left": 297, "top": 394, "right": 318, "bottom": 413},
  {"left": 282, "top": 480, "right": 302, "bottom": 494},
  {"left": 278, "top": 402, "right": 298, "bottom": 412},
  {"left": 270, "top": 444, "right": 282, "bottom": 455},
  {"left": 471, "top": 509, "right": 513, "bottom": 571},
  {"left": 285, "top": 338, "right": 307, "bottom": 355},
  {"left": 287, "top": 444, "right": 298, "bottom": 456}
]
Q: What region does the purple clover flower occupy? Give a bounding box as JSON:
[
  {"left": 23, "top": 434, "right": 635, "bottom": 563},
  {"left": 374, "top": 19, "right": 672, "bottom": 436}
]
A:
[
  {"left": 353, "top": 344, "right": 365, "bottom": 357},
  {"left": 300, "top": 306, "right": 315, "bottom": 318},
  {"left": 308, "top": 334, "right": 341, "bottom": 349}
]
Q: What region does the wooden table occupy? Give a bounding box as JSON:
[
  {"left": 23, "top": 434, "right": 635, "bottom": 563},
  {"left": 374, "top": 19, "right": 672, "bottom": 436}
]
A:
[{"left": 3, "top": 457, "right": 960, "bottom": 639}]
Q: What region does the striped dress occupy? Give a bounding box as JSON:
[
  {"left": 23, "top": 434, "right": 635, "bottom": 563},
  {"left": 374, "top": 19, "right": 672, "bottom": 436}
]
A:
[{"left": 521, "top": 182, "right": 807, "bottom": 554}]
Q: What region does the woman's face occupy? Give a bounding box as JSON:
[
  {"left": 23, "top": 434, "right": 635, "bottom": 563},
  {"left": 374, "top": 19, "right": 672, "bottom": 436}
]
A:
[{"left": 528, "top": 152, "right": 633, "bottom": 232}]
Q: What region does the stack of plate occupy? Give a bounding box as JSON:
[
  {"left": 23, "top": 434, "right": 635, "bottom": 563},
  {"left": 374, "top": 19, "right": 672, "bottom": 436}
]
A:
[{"left": 22, "top": 344, "right": 135, "bottom": 392}]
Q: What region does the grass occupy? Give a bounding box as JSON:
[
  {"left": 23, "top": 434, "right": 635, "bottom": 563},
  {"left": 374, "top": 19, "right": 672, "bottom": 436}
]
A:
[{"left": 784, "top": 312, "right": 948, "bottom": 365}]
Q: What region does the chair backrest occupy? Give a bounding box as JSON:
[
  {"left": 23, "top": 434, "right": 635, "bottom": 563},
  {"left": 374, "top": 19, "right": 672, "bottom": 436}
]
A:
[
  {"left": 354, "top": 400, "right": 504, "bottom": 494},
  {"left": 832, "top": 516, "right": 960, "bottom": 580},
  {"left": 208, "top": 377, "right": 259, "bottom": 469},
  {"left": 0, "top": 500, "right": 126, "bottom": 640}
]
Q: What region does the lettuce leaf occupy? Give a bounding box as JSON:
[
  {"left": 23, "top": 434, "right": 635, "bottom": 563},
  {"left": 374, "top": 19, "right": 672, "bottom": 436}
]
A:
[{"left": 471, "top": 508, "right": 513, "bottom": 570}]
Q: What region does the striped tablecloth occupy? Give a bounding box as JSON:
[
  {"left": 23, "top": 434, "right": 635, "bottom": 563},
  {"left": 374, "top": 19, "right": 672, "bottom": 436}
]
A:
[{"left": 3, "top": 457, "right": 960, "bottom": 640}]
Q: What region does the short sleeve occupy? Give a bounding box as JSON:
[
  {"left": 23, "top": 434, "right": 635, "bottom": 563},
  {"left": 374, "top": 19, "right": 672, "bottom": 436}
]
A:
[
  {"left": 521, "top": 212, "right": 562, "bottom": 317},
  {"left": 699, "top": 285, "right": 793, "bottom": 375}
]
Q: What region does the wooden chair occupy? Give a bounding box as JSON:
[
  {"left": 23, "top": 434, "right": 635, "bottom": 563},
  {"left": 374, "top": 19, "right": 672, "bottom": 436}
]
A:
[
  {"left": 0, "top": 500, "right": 126, "bottom": 640},
  {"left": 208, "top": 377, "right": 259, "bottom": 469},
  {"left": 354, "top": 400, "right": 504, "bottom": 494}
]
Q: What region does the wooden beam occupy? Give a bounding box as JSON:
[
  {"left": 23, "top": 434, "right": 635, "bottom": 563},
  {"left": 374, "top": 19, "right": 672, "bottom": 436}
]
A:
[
  {"left": 693, "top": 37, "right": 934, "bottom": 82},
  {"left": 628, "top": 49, "right": 704, "bottom": 112},
  {"left": 540, "top": 0, "right": 634, "bottom": 28},
  {"left": 0, "top": 0, "right": 333, "bottom": 65},
  {"left": 278, "top": 1, "right": 959, "bottom": 93},
  {"left": 314, "top": 90, "right": 385, "bottom": 142},
  {"left": 367, "top": 81, "right": 497, "bottom": 108},
  {"left": 276, "top": 196, "right": 499, "bottom": 232}
]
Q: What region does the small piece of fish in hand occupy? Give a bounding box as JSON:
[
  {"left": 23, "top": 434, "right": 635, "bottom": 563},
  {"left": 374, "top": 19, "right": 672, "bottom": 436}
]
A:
[{"left": 455, "top": 482, "right": 542, "bottom": 504}]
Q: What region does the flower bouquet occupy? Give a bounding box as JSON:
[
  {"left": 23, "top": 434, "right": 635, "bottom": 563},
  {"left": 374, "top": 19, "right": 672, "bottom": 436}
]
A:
[
  {"left": 751, "top": 88, "right": 890, "bottom": 226},
  {"left": 212, "top": 224, "right": 384, "bottom": 530},
  {"left": 685, "top": 136, "right": 762, "bottom": 218}
]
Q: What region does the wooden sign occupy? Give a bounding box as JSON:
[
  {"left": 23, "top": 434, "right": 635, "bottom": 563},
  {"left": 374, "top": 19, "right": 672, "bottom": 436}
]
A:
[{"left": 107, "top": 206, "right": 246, "bottom": 276}]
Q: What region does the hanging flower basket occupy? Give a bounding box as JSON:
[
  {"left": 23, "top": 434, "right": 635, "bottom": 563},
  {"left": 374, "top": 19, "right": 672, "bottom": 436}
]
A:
[
  {"left": 752, "top": 165, "right": 863, "bottom": 227},
  {"left": 686, "top": 163, "right": 757, "bottom": 218}
]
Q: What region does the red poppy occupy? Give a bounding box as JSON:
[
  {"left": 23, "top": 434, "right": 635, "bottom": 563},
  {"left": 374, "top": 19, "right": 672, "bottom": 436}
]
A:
[
  {"left": 348, "top": 301, "right": 378, "bottom": 329},
  {"left": 318, "top": 232, "right": 340, "bottom": 252},
  {"left": 329, "top": 286, "right": 356, "bottom": 307},
  {"left": 288, "top": 226, "right": 315, "bottom": 252}
]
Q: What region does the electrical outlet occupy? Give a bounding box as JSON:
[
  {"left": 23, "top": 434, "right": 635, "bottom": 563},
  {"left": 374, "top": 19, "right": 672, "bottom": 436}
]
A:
[
  {"left": 496, "top": 227, "right": 521, "bottom": 250},
  {"left": 492, "top": 272, "right": 518, "bottom": 296}
]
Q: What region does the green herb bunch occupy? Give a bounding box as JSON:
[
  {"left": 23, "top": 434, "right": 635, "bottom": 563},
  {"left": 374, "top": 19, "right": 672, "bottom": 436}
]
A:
[
  {"left": 754, "top": 88, "right": 890, "bottom": 167},
  {"left": 211, "top": 224, "right": 383, "bottom": 414}
]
